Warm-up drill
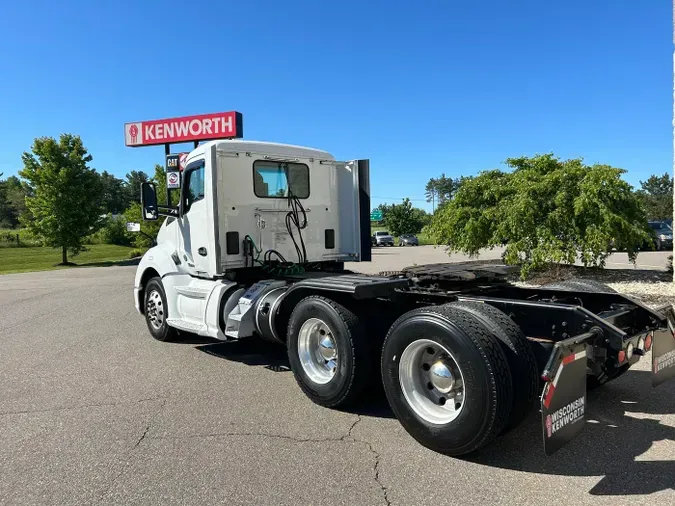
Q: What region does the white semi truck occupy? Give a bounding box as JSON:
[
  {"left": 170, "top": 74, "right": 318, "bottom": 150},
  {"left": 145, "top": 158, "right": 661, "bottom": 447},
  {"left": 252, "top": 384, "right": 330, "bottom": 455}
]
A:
[{"left": 130, "top": 123, "right": 675, "bottom": 456}]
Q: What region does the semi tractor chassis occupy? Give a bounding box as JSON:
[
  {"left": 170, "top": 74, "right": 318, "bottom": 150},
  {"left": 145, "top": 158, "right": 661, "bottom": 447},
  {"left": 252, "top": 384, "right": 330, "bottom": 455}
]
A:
[{"left": 138, "top": 260, "right": 675, "bottom": 456}]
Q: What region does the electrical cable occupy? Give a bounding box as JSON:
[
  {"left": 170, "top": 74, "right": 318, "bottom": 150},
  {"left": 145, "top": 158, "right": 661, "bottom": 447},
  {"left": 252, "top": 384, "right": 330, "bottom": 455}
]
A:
[{"left": 282, "top": 162, "right": 308, "bottom": 264}]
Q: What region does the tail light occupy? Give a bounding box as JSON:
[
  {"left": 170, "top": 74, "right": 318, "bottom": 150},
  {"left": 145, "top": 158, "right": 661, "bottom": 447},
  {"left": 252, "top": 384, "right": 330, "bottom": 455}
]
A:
[
  {"left": 618, "top": 350, "right": 626, "bottom": 364},
  {"left": 644, "top": 332, "right": 653, "bottom": 352}
]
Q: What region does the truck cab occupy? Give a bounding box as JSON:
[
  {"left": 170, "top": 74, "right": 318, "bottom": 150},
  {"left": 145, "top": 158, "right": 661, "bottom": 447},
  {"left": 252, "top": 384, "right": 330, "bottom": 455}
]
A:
[{"left": 133, "top": 139, "right": 371, "bottom": 339}]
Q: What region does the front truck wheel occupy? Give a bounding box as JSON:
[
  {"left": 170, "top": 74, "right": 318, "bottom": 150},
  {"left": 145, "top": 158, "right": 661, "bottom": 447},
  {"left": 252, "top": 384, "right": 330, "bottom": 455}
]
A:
[
  {"left": 144, "top": 277, "right": 178, "bottom": 342},
  {"left": 381, "top": 304, "right": 513, "bottom": 456},
  {"left": 287, "top": 296, "right": 372, "bottom": 408}
]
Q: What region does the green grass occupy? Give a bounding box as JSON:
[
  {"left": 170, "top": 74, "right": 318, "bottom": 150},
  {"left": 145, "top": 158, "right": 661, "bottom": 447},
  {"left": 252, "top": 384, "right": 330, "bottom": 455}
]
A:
[
  {"left": 370, "top": 225, "right": 434, "bottom": 246},
  {"left": 0, "top": 244, "right": 139, "bottom": 274}
]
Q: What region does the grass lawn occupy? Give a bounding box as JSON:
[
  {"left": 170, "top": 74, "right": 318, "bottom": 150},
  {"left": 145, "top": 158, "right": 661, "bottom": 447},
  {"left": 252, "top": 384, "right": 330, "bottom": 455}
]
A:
[{"left": 0, "top": 244, "right": 139, "bottom": 275}]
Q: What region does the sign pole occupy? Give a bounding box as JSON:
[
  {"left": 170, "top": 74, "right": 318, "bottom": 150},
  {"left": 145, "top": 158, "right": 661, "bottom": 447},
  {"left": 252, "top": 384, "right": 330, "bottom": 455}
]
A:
[{"left": 165, "top": 143, "right": 171, "bottom": 206}]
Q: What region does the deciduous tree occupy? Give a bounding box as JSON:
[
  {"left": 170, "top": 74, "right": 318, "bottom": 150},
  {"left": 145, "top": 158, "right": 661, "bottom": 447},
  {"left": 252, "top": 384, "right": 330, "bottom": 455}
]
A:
[
  {"left": 383, "top": 198, "right": 429, "bottom": 236},
  {"left": 19, "top": 134, "right": 103, "bottom": 264}
]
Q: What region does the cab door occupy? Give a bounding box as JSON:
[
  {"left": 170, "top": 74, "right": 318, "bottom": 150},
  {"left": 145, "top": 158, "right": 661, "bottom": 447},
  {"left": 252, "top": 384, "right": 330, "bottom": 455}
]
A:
[{"left": 178, "top": 160, "right": 210, "bottom": 277}]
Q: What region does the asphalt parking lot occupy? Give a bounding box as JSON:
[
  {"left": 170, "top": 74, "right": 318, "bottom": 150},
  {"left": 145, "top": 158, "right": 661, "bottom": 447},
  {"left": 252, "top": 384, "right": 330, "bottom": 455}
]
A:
[{"left": 1, "top": 248, "right": 674, "bottom": 505}]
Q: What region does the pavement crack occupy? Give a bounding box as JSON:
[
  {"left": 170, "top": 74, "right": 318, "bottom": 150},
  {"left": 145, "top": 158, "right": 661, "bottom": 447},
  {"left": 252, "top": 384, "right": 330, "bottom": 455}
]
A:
[
  {"left": 149, "top": 431, "right": 346, "bottom": 444},
  {"left": 0, "top": 396, "right": 166, "bottom": 418},
  {"left": 344, "top": 414, "right": 362, "bottom": 440},
  {"left": 346, "top": 417, "right": 390, "bottom": 506},
  {"left": 367, "top": 441, "right": 391, "bottom": 506},
  {"left": 146, "top": 416, "right": 392, "bottom": 506},
  {"left": 98, "top": 398, "right": 167, "bottom": 502}
]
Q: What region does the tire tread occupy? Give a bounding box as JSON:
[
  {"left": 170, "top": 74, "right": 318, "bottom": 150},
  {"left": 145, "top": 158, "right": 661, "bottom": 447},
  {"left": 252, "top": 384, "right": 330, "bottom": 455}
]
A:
[
  {"left": 383, "top": 304, "right": 513, "bottom": 454},
  {"left": 451, "top": 301, "right": 539, "bottom": 432},
  {"left": 288, "top": 295, "right": 370, "bottom": 408}
]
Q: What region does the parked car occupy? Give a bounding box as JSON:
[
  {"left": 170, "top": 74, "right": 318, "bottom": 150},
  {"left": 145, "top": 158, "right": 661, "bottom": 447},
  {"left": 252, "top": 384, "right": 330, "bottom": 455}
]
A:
[
  {"left": 648, "top": 220, "right": 673, "bottom": 251},
  {"left": 398, "top": 234, "right": 419, "bottom": 246},
  {"left": 372, "top": 230, "right": 394, "bottom": 246}
]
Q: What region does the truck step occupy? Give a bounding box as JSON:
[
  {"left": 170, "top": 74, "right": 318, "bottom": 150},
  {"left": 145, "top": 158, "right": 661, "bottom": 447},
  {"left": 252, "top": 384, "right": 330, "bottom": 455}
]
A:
[
  {"left": 174, "top": 286, "right": 210, "bottom": 299},
  {"left": 166, "top": 318, "right": 206, "bottom": 333}
]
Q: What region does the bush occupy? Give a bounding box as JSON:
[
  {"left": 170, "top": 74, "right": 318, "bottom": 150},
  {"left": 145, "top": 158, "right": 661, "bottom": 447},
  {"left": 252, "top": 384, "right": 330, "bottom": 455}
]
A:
[
  {"left": 98, "top": 215, "right": 133, "bottom": 246},
  {"left": 427, "top": 154, "right": 651, "bottom": 278},
  {"left": 0, "top": 228, "right": 42, "bottom": 247},
  {"left": 129, "top": 249, "right": 146, "bottom": 259}
]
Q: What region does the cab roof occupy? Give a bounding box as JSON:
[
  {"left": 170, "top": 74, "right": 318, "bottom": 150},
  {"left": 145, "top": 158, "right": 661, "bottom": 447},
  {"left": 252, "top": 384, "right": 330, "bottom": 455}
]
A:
[{"left": 189, "top": 139, "right": 335, "bottom": 161}]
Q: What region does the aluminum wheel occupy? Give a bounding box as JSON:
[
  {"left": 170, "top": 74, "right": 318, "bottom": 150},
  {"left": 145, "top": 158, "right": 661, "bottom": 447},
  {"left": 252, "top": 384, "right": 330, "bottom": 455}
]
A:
[
  {"left": 297, "top": 318, "right": 338, "bottom": 385},
  {"left": 146, "top": 289, "right": 165, "bottom": 330},
  {"left": 399, "top": 339, "right": 466, "bottom": 424}
]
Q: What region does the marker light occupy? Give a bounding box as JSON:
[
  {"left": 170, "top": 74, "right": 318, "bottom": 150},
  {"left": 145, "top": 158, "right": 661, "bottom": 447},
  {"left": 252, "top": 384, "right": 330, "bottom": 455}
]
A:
[
  {"left": 618, "top": 350, "right": 626, "bottom": 364},
  {"left": 626, "top": 343, "right": 635, "bottom": 360},
  {"left": 645, "top": 333, "right": 653, "bottom": 351}
]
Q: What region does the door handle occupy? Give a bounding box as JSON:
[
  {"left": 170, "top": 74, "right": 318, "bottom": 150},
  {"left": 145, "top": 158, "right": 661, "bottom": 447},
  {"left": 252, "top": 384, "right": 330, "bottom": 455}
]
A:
[{"left": 198, "top": 247, "right": 207, "bottom": 257}]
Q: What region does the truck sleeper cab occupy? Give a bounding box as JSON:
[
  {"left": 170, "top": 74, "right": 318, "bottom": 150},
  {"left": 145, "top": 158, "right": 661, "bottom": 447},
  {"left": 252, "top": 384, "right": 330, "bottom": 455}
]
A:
[{"left": 133, "top": 139, "right": 675, "bottom": 458}]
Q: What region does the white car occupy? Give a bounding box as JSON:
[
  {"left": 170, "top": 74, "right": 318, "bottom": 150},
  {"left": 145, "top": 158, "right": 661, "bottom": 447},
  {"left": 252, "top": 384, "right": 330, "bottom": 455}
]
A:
[{"left": 373, "top": 231, "right": 394, "bottom": 246}]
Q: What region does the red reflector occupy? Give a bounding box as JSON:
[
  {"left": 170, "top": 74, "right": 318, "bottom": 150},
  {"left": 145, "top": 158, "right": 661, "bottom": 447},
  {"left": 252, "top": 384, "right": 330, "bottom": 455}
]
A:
[
  {"left": 562, "top": 354, "right": 576, "bottom": 365},
  {"left": 618, "top": 350, "right": 626, "bottom": 363},
  {"left": 644, "top": 333, "right": 653, "bottom": 351}
]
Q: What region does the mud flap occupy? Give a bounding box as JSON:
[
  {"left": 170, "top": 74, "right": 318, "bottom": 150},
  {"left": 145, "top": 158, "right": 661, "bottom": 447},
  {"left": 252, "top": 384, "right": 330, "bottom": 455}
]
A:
[
  {"left": 541, "top": 342, "right": 588, "bottom": 455},
  {"left": 653, "top": 304, "right": 675, "bottom": 387}
]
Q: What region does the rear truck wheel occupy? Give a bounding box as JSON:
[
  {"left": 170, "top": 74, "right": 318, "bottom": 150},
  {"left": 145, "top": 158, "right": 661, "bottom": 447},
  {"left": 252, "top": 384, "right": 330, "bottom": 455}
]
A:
[
  {"left": 287, "top": 296, "right": 371, "bottom": 408},
  {"left": 144, "top": 277, "right": 178, "bottom": 342},
  {"left": 381, "top": 304, "right": 513, "bottom": 456},
  {"left": 450, "top": 301, "right": 539, "bottom": 433}
]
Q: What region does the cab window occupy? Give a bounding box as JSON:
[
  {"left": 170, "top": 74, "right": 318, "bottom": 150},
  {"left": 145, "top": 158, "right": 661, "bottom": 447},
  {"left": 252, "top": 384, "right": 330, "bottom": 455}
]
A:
[
  {"left": 183, "top": 163, "right": 205, "bottom": 213},
  {"left": 253, "top": 161, "right": 309, "bottom": 198}
]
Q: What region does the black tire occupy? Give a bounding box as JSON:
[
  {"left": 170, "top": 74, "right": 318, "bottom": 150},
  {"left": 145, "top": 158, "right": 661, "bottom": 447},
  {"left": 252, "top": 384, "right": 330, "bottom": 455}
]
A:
[
  {"left": 543, "top": 279, "right": 616, "bottom": 293},
  {"left": 381, "top": 304, "right": 513, "bottom": 456},
  {"left": 144, "top": 277, "right": 178, "bottom": 342},
  {"left": 450, "top": 301, "right": 539, "bottom": 432},
  {"left": 287, "top": 296, "right": 371, "bottom": 408}
]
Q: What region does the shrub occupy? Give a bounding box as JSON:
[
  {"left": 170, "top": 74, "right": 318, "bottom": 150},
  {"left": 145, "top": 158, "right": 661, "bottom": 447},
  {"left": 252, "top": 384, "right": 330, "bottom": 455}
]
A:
[
  {"left": 427, "top": 154, "right": 651, "bottom": 278},
  {"left": 98, "top": 215, "right": 133, "bottom": 246}
]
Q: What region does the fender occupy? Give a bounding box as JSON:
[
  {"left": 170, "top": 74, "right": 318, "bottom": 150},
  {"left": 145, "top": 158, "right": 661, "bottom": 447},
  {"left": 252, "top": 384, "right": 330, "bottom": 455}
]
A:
[{"left": 133, "top": 242, "right": 181, "bottom": 314}]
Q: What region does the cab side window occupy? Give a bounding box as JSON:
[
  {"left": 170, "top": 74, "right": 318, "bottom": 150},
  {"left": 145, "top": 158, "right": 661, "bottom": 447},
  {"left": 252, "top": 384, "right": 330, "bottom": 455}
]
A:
[{"left": 183, "top": 163, "right": 205, "bottom": 214}]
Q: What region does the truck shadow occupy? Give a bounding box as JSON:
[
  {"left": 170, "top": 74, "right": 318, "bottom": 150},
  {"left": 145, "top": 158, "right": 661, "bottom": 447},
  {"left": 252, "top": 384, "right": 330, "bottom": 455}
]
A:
[
  {"left": 195, "top": 336, "right": 292, "bottom": 373},
  {"left": 194, "top": 336, "right": 396, "bottom": 417},
  {"left": 467, "top": 369, "right": 675, "bottom": 496}
]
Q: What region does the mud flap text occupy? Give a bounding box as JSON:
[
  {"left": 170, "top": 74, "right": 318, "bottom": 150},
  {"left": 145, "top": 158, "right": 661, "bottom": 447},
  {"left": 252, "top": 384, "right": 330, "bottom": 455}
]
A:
[
  {"left": 541, "top": 343, "right": 587, "bottom": 455},
  {"left": 653, "top": 305, "right": 675, "bottom": 387}
]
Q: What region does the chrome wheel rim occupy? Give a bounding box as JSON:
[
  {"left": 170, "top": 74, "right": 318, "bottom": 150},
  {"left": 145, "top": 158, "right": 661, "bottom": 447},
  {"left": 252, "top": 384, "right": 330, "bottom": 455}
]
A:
[
  {"left": 297, "top": 318, "right": 338, "bottom": 384},
  {"left": 399, "top": 339, "right": 466, "bottom": 424},
  {"left": 146, "top": 289, "right": 165, "bottom": 330}
]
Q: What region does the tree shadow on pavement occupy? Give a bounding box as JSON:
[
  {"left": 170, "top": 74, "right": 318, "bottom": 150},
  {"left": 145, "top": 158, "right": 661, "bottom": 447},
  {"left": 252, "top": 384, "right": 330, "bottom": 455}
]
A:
[
  {"left": 466, "top": 369, "right": 675, "bottom": 496},
  {"left": 71, "top": 258, "right": 142, "bottom": 268}
]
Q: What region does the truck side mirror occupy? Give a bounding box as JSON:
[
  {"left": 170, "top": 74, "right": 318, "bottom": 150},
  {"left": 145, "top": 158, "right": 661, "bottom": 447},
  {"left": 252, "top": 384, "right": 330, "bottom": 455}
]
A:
[{"left": 141, "top": 182, "right": 158, "bottom": 221}]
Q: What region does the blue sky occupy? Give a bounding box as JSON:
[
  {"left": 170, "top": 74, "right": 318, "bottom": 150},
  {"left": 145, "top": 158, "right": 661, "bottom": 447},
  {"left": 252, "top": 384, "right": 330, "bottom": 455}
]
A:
[{"left": 0, "top": 0, "right": 671, "bottom": 212}]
